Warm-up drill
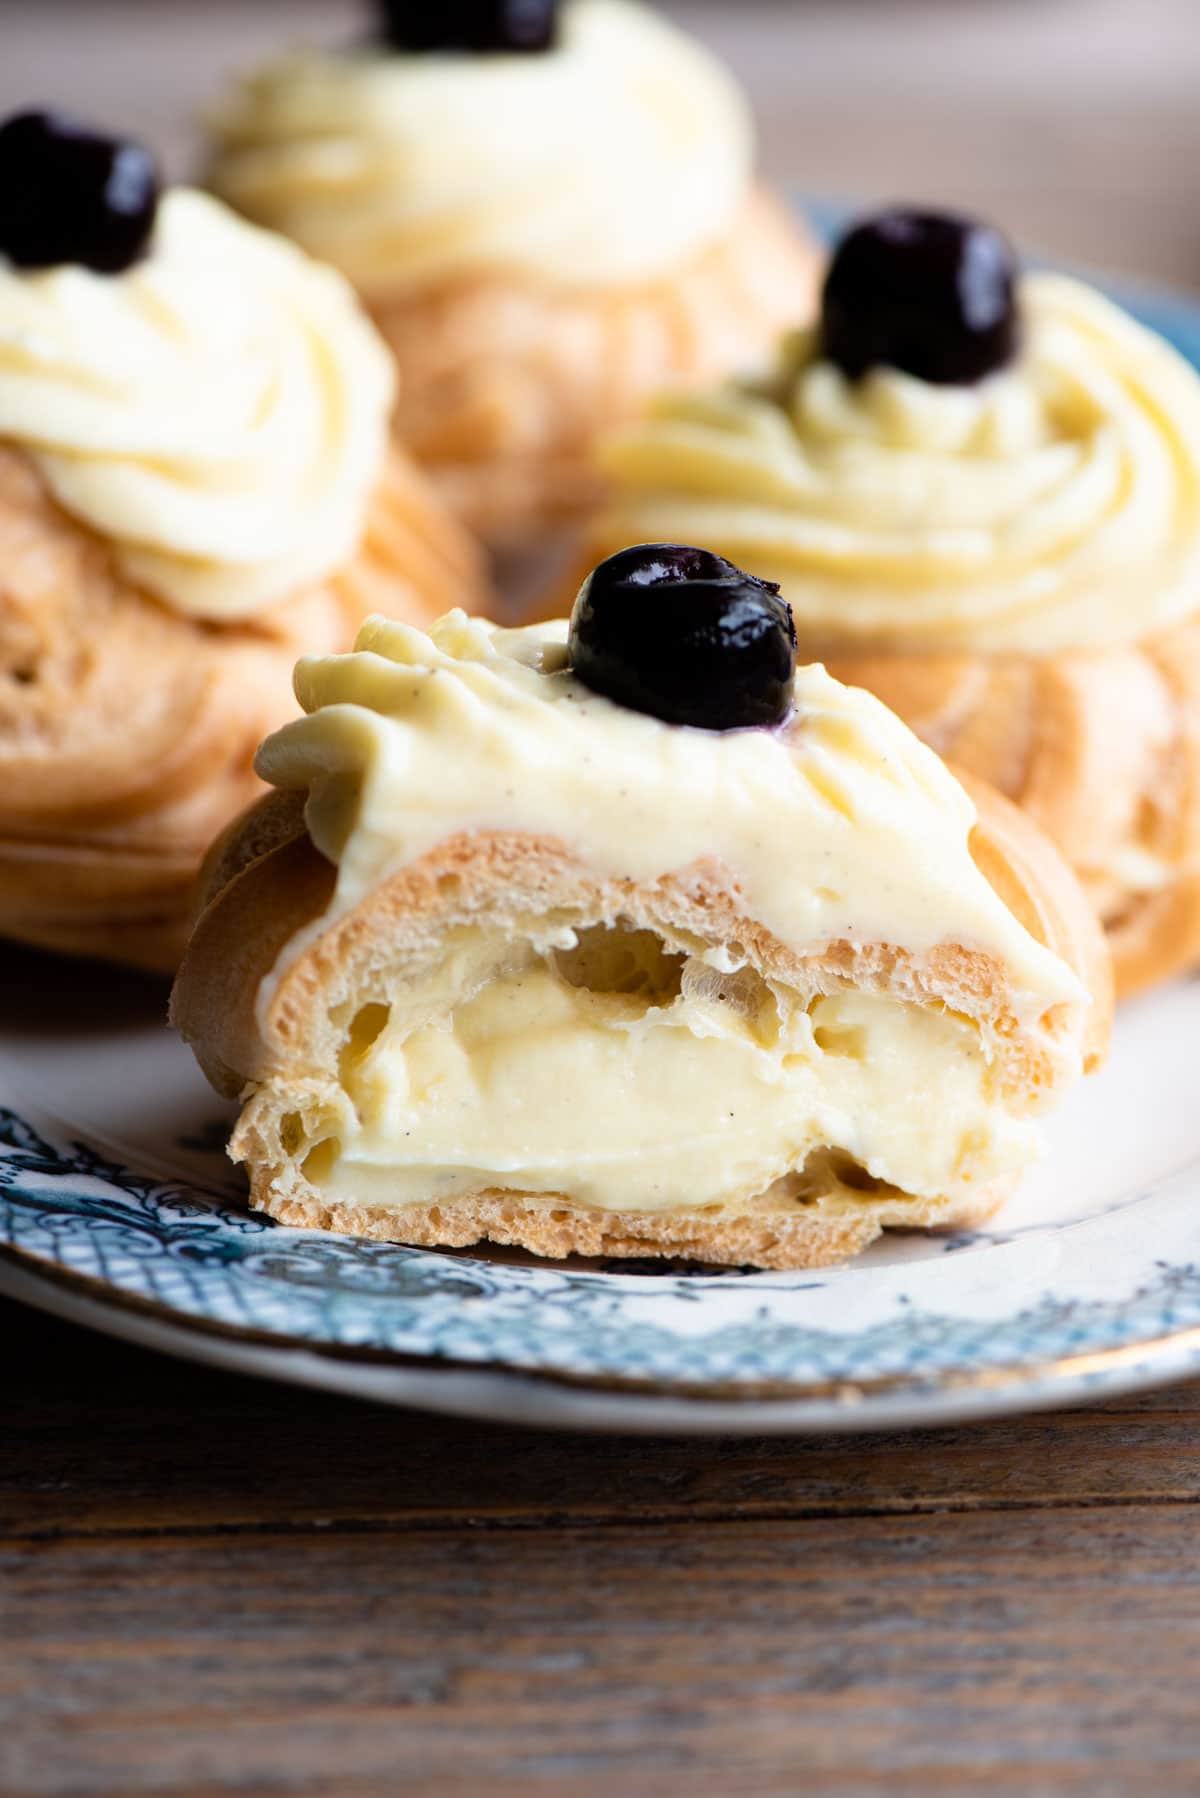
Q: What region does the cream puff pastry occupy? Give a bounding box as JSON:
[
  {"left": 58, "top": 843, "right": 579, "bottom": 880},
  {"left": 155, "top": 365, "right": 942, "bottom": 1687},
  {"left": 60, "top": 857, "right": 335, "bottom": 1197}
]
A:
[
  {"left": 0, "top": 112, "right": 488, "bottom": 972},
  {"left": 172, "top": 548, "right": 1108, "bottom": 1270},
  {"left": 205, "top": 0, "right": 819, "bottom": 547},
  {"left": 567, "top": 208, "right": 1200, "bottom": 996}
]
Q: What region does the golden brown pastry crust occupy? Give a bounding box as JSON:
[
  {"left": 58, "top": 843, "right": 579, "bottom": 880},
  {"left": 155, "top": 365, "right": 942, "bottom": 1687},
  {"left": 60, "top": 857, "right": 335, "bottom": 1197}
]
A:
[
  {"left": 170, "top": 780, "right": 1109, "bottom": 1270},
  {"left": 820, "top": 625, "right": 1200, "bottom": 999},
  {"left": 0, "top": 446, "right": 490, "bottom": 973},
  {"left": 368, "top": 188, "right": 821, "bottom": 548}
]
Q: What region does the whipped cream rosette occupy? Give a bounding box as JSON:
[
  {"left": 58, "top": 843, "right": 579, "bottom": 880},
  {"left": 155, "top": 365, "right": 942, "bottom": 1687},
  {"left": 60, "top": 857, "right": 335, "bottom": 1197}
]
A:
[
  {"left": 595, "top": 276, "right": 1200, "bottom": 656},
  {"left": 0, "top": 114, "right": 488, "bottom": 971},
  {"left": 0, "top": 188, "right": 396, "bottom": 619}
]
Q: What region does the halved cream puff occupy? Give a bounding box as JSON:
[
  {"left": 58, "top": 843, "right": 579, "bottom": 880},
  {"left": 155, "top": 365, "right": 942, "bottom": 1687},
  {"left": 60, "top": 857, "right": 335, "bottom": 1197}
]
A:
[{"left": 172, "top": 547, "right": 1109, "bottom": 1269}]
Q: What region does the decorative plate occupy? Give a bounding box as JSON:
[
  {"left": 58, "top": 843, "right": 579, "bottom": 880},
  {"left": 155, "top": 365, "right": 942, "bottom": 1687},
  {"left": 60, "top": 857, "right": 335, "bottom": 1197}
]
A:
[{"left": 4, "top": 265, "right": 1200, "bottom": 1436}]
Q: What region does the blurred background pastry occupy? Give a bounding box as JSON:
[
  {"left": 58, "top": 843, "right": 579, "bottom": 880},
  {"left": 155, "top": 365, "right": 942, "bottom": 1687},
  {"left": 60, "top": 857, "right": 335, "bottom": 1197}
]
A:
[
  {"left": 569, "top": 208, "right": 1200, "bottom": 997},
  {"left": 0, "top": 111, "right": 488, "bottom": 973},
  {"left": 205, "top": 0, "right": 820, "bottom": 550}
]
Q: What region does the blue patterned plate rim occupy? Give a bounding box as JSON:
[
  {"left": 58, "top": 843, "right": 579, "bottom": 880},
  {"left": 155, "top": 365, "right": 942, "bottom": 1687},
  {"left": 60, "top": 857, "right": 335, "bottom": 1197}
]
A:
[
  {"left": 2, "top": 1253, "right": 1199, "bottom": 1437},
  {"left": 4, "top": 1085, "right": 1200, "bottom": 1404}
]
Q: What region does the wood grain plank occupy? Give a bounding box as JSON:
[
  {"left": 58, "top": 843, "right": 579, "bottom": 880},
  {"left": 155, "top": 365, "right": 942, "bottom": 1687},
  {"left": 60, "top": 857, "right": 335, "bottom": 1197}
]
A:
[
  {"left": 3, "top": 1509, "right": 1200, "bottom": 1795},
  {"left": 3, "top": 1303, "right": 1200, "bottom": 1540}
]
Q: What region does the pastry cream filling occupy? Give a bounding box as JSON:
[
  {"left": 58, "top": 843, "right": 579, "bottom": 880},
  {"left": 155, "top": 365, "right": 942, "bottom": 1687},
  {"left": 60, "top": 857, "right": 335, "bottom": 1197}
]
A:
[
  {"left": 0, "top": 189, "right": 393, "bottom": 618},
  {"left": 207, "top": 0, "right": 753, "bottom": 292},
  {"left": 294, "top": 927, "right": 1038, "bottom": 1215},
  {"left": 257, "top": 611, "right": 1082, "bottom": 1031},
  {"left": 592, "top": 275, "right": 1200, "bottom": 654}
]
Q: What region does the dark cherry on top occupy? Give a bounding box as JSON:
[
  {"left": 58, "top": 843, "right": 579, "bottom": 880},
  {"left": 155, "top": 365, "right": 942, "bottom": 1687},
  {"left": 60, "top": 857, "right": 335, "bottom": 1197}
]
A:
[
  {"left": 379, "top": 0, "right": 559, "bottom": 52},
  {"left": 820, "top": 207, "right": 1020, "bottom": 386},
  {"left": 568, "top": 544, "right": 797, "bottom": 733},
  {"left": 0, "top": 110, "right": 160, "bottom": 275}
]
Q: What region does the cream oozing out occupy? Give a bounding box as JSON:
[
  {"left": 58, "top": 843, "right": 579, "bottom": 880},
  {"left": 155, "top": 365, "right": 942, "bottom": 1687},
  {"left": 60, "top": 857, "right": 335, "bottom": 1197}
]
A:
[
  {"left": 293, "top": 937, "right": 1041, "bottom": 1215},
  {"left": 206, "top": 0, "right": 754, "bottom": 292},
  {"left": 591, "top": 275, "right": 1200, "bottom": 654},
  {"left": 0, "top": 188, "right": 393, "bottom": 619}
]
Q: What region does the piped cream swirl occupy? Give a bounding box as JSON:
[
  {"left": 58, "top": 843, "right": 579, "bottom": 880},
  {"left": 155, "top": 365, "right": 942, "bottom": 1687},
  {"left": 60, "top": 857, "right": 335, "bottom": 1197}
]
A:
[
  {"left": 0, "top": 188, "right": 393, "bottom": 619},
  {"left": 593, "top": 275, "right": 1200, "bottom": 654},
  {"left": 206, "top": 0, "right": 753, "bottom": 293},
  {"left": 255, "top": 609, "right": 1081, "bottom": 1024}
]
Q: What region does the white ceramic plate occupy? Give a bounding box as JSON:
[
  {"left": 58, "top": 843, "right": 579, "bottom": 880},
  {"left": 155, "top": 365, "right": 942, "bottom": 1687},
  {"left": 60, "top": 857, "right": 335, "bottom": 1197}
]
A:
[{"left": 4, "top": 271, "right": 1200, "bottom": 1436}]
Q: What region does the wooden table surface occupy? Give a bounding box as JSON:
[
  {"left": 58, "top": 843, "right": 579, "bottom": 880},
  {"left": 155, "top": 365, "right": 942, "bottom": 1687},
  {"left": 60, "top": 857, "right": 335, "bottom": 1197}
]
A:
[
  {"left": 4, "top": 1300, "right": 1200, "bottom": 1795},
  {"left": 5, "top": 2, "right": 1200, "bottom": 1792}
]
